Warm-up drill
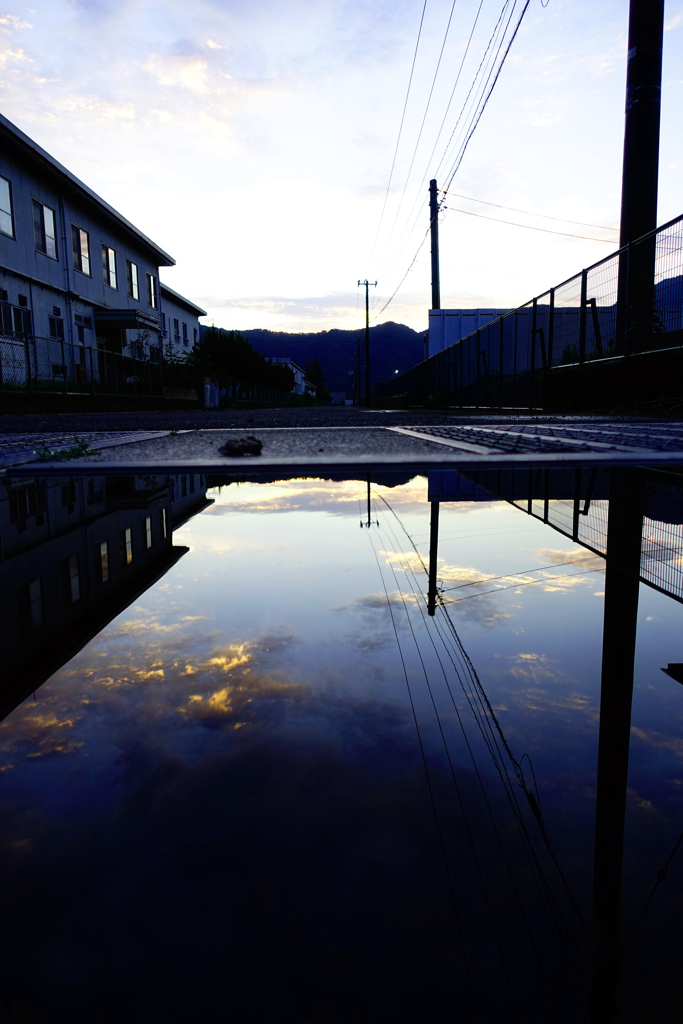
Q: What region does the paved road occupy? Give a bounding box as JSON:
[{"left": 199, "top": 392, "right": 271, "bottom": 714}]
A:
[
  {"left": 2, "top": 408, "right": 683, "bottom": 470},
  {"left": 0, "top": 406, "right": 665, "bottom": 434}
]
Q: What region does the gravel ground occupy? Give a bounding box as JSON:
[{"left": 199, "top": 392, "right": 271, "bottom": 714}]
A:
[{"left": 79, "top": 427, "right": 446, "bottom": 461}]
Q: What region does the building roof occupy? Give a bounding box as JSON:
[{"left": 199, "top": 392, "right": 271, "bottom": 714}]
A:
[
  {"left": 160, "top": 283, "right": 207, "bottom": 317},
  {"left": 0, "top": 112, "right": 175, "bottom": 268}
]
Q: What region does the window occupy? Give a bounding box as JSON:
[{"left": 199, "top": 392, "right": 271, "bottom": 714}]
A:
[
  {"left": 102, "top": 245, "right": 117, "bottom": 289},
  {"left": 182, "top": 322, "right": 188, "bottom": 347},
  {"left": 146, "top": 273, "right": 157, "bottom": 309},
  {"left": 159, "top": 507, "right": 167, "bottom": 539},
  {"left": 99, "top": 541, "right": 110, "bottom": 582},
  {"left": 193, "top": 328, "right": 198, "bottom": 345},
  {"left": 0, "top": 175, "right": 14, "bottom": 238},
  {"left": 68, "top": 555, "right": 80, "bottom": 604},
  {"left": 122, "top": 527, "right": 133, "bottom": 566},
  {"left": 173, "top": 318, "right": 180, "bottom": 344},
  {"left": 49, "top": 315, "right": 64, "bottom": 340},
  {"left": 161, "top": 311, "right": 166, "bottom": 334},
  {"left": 71, "top": 225, "right": 91, "bottom": 275},
  {"left": 32, "top": 199, "right": 57, "bottom": 259},
  {"left": 126, "top": 260, "right": 139, "bottom": 300},
  {"left": 144, "top": 516, "right": 152, "bottom": 549},
  {"left": 61, "top": 482, "right": 76, "bottom": 507}
]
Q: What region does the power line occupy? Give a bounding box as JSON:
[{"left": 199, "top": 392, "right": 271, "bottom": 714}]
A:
[
  {"left": 373, "top": 0, "right": 502, "bottom": 308},
  {"left": 374, "top": 0, "right": 533, "bottom": 321},
  {"left": 444, "top": 192, "right": 619, "bottom": 231},
  {"left": 443, "top": 204, "right": 617, "bottom": 242},
  {"left": 366, "top": 0, "right": 429, "bottom": 273},
  {"left": 443, "top": 0, "right": 532, "bottom": 191},
  {"left": 377, "top": 0, "right": 460, "bottom": 268}
]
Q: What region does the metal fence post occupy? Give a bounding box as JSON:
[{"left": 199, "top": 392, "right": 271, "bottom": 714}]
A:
[
  {"left": 530, "top": 299, "right": 537, "bottom": 411},
  {"left": 548, "top": 288, "right": 555, "bottom": 367},
  {"left": 60, "top": 337, "right": 67, "bottom": 394},
  {"left": 579, "top": 269, "right": 588, "bottom": 362},
  {"left": 24, "top": 336, "right": 32, "bottom": 392},
  {"left": 499, "top": 317, "right": 504, "bottom": 409}
]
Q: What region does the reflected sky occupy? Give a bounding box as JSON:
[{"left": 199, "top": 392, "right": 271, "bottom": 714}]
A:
[{"left": 1, "top": 475, "right": 682, "bottom": 1022}]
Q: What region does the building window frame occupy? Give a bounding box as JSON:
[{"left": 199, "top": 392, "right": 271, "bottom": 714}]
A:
[
  {"left": 144, "top": 516, "right": 152, "bottom": 550},
  {"left": 0, "top": 175, "right": 14, "bottom": 239},
  {"left": 71, "top": 225, "right": 91, "bottom": 276},
  {"left": 146, "top": 273, "right": 158, "bottom": 309},
  {"left": 102, "top": 244, "right": 117, "bottom": 290},
  {"left": 126, "top": 260, "right": 139, "bottom": 300},
  {"left": 99, "top": 540, "right": 110, "bottom": 583},
  {"left": 32, "top": 198, "right": 58, "bottom": 260}
]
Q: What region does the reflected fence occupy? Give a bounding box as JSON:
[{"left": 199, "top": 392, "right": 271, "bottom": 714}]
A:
[
  {"left": 441, "top": 466, "right": 683, "bottom": 605},
  {"left": 375, "top": 213, "right": 683, "bottom": 409},
  {"left": 0, "top": 333, "right": 291, "bottom": 405}
]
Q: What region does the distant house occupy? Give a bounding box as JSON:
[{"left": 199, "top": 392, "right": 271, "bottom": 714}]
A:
[
  {"left": 160, "top": 284, "right": 206, "bottom": 358},
  {"left": 268, "top": 357, "right": 314, "bottom": 396},
  {"left": 0, "top": 112, "right": 201, "bottom": 387}
]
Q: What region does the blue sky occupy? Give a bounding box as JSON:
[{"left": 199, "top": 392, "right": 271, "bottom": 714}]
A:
[{"left": 2, "top": 0, "right": 681, "bottom": 331}]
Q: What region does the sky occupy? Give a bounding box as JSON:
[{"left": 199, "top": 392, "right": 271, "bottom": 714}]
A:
[{"left": 1, "top": 0, "right": 682, "bottom": 333}]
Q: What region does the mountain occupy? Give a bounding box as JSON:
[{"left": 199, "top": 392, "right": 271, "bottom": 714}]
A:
[{"left": 240, "top": 321, "right": 425, "bottom": 394}]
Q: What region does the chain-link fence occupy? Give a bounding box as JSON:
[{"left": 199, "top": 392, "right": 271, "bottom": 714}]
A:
[
  {"left": 375, "top": 213, "right": 683, "bottom": 408},
  {"left": 0, "top": 333, "right": 293, "bottom": 405}
]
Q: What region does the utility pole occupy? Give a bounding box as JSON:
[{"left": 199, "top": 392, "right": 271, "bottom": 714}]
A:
[
  {"left": 430, "top": 179, "right": 441, "bottom": 312},
  {"left": 427, "top": 500, "right": 440, "bottom": 616},
  {"left": 590, "top": 470, "right": 645, "bottom": 1023},
  {"left": 619, "top": 0, "right": 664, "bottom": 248},
  {"left": 358, "top": 279, "right": 377, "bottom": 406},
  {"left": 616, "top": 0, "right": 665, "bottom": 352}
]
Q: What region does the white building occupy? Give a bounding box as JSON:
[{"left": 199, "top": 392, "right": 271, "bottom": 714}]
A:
[
  {"left": 268, "top": 357, "right": 315, "bottom": 396},
  {"left": 160, "top": 284, "right": 206, "bottom": 358},
  {"left": 427, "top": 308, "right": 510, "bottom": 357}
]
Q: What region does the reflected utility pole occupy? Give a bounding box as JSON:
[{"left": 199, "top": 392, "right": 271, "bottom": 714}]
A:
[
  {"left": 358, "top": 279, "right": 377, "bottom": 406},
  {"left": 359, "top": 477, "right": 378, "bottom": 529},
  {"left": 590, "top": 469, "right": 645, "bottom": 1023},
  {"left": 427, "top": 500, "right": 439, "bottom": 616}
]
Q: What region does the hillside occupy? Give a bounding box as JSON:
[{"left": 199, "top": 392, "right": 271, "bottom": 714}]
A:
[{"left": 240, "top": 321, "right": 425, "bottom": 393}]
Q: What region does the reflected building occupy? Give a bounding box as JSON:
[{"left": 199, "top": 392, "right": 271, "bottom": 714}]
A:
[{"left": 0, "top": 472, "right": 212, "bottom": 719}]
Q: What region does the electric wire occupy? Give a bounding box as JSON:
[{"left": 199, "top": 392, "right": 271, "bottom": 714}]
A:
[
  {"left": 375, "top": 514, "right": 522, "bottom": 1020},
  {"left": 445, "top": 192, "right": 619, "bottom": 231},
  {"left": 374, "top": 493, "right": 589, "bottom": 945},
  {"left": 376, "top": 0, "right": 460, "bottom": 272},
  {"left": 365, "top": 526, "right": 479, "bottom": 1015},
  {"left": 371, "top": 0, "right": 484, "bottom": 316},
  {"left": 372, "top": 0, "right": 511, "bottom": 312},
  {"left": 374, "top": 507, "right": 560, "bottom": 1018},
  {"left": 442, "top": 204, "right": 617, "bottom": 243},
  {"left": 442, "top": 567, "right": 603, "bottom": 604},
  {"left": 441, "top": 555, "right": 601, "bottom": 592},
  {"left": 373, "top": 0, "right": 533, "bottom": 321},
  {"left": 442, "top": 0, "right": 532, "bottom": 191},
  {"left": 373, "top": 495, "right": 587, "bottom": 1014},
  {"left": 366, "top": 0, "right": 429, "bottom": 274},
  {"left": 635, "top": 825, "right": 683, "bottom": 928}
]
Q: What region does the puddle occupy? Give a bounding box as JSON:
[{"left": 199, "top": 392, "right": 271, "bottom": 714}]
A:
[{"left": 1, "top": 469, "right": 682, "bottom": 1021}]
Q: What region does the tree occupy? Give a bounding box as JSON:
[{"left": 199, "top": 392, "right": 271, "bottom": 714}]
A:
[
  {"left": 192, "top": 328, "right": 295, "bottom": 390},
  {"left": 304, "top": 357, "right": 330, "bottom": 402}
]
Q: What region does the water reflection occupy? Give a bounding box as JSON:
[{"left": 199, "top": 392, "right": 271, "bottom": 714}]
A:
[{"left": 0, "top": 468, "right": 681, "bottom": 1022}]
